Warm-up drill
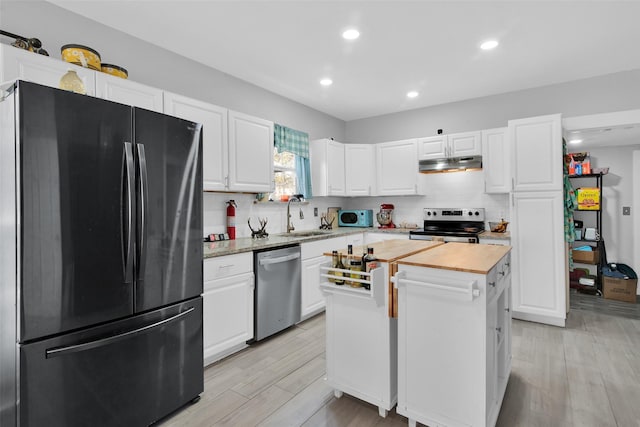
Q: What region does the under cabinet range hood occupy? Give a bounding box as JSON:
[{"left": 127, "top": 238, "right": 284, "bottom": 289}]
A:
[{"left": 419, "top": 155, "right": 482, "bottom": 173}]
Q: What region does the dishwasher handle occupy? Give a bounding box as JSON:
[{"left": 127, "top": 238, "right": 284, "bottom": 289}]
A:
[{"left": 259, "top": 252, "right": 300, "bottom": 266}]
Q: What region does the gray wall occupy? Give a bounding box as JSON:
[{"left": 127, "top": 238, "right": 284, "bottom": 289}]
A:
[
  {"left": 0, "top": 1, "right": 345, "bottom": 141},
  {"left": 345, "top": 70, "right": 640, "bottom": 143}
]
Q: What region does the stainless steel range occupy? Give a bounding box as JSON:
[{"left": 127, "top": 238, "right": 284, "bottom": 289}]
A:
[{"left": 409, "top": 208, "right": 486, "bottom": 243}]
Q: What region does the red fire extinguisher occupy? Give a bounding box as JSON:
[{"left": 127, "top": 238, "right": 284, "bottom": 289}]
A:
[{"left": 226, "top": 200, "right": 237, "bottom": 240}]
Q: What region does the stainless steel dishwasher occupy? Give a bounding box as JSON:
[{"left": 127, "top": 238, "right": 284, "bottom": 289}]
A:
[{"left": 253, "top": 245, "right": 301, "bottom": 341}]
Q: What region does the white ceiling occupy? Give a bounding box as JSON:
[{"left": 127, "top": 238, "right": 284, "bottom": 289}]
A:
[{"left": 49, "top": 1, "right": 640, "bottom": 123}]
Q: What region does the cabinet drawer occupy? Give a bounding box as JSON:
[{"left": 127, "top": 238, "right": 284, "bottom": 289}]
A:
[
  {"left": 301, "top": 236, "right": 348, "bottom": 260},
  {"left": 204, "top": 252, "right": 253, "bottom": 281}
]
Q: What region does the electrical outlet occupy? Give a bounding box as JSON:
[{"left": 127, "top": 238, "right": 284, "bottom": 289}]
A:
[
  {"left": 623, "top": 206, "right": 631, "bottom": 216},
  {"left": 314, "top": 207, "right": 318, "bottom": 217}
]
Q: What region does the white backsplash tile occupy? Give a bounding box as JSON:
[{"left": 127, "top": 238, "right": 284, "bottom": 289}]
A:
[{"left": 204, "top": 171, "right": 510, "bottom": 237}]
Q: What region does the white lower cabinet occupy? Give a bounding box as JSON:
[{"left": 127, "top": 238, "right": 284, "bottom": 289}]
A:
[
  {"left": 300, "top": 236, "right": 348, "bottom": 320},
  {"left": 394, "top": 251, "right": 511, "bottom": 427},
  {"left": 510, "top": 191, "right": 566, "bottom": 326},
  {"left": 479, "top": 237, "right": 510, "bottom": 246},
  {"left": 203, "top": 253, "right": 254, "bottom": 366},
  {"left": 365, "top": 232, "right": 408, "bottom": 244}
]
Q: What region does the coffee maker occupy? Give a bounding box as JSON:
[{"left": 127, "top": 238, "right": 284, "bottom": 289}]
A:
[{"left": 376, "top": 203, "right": 396, "bottom": 229}]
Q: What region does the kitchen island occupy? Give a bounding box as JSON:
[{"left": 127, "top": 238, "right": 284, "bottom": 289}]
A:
[
  {"left": 394, "top": 243, "right": 512, "bottom": 427},
  {"left": 320, "top": 239, "right": 444, "bottom": 417}
]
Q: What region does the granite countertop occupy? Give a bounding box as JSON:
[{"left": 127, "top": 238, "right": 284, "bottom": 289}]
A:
[
  {"left": 203, "top": 227, "right": 415, "bottom": 259},
  {"left": 397, "top": 242, "right": 511, "bottom": 274},
  {"left": 479, "top": 230, "right": 511, "bottom": 240}
]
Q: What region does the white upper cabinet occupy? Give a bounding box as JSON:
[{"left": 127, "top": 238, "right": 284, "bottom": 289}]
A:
[
  {"left": 344, "top": 144, "right": 375, "bottom": 196},
  {"left": 418, "top": 131, "right": 481, "bottom": 160},
  {"left": 311, "top": 138, "right": 346, "bottom": 196},
  {"left": 1, "top": 45, "right": 96, "bottom": 95},
  {"left": 482, "top": 127, "right": 510, "bottom": 194},
  {"left": 509, "top": 114, "right": 562, "bottom": 192},
  {"left": 163, "top": 92, "right": 228, "bottom": 191},
  {"left": 376, "top": 138, "right": 420, "bottom": 196},
  {"left": 448, "top": 131, "right": 482, "bottom": 157},
  {"left": 95, "top": 72, "right": 163, "bottom": 112},
  {"left": 417, "top": 135, "right": 447, "bottom": 159},
  {"left": 228, "top": 110, "right": 274, "bottom": 193}
]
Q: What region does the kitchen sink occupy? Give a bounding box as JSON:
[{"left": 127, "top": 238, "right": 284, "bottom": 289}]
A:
[{"left": 286, "top": 231, "right": 331, "bottom": 237}]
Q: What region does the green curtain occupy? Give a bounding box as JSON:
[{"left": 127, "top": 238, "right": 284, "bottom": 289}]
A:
[{"left": 274, "top": 123, "right": 309, "bottom": 158}]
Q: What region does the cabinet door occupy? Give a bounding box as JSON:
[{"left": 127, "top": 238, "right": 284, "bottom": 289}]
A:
[
  {"left": 509, "top": 114, "right": 562, "bottom": 192},
  {"left": 510, "top": 191, "right": 566, "bottom": 326},
  {"left": 486, "top": 297, "right": 498, "bottom": 418},
  {"left": 1, "top": 45, "right": 96, "bottom": 95},
  {"left": 164, "top": 92, "right": 228, "bottom": 191},
  {"left": 345, "top": 144, "right": 374, "bottom": 196},
  {"left": 228, "top": 111, "right": 274, "bottom": 192},
  {"left": 326, "top": 140, "right": 346, "bottom": 196},
  {"left": 376, "top": 139, "right": 419, "bottom": 195},
  {"left": 203, "top": 272, "right": 254, "bottom": 365},
  {"left": 96, "top": 73, "right": 163, "bottom": 112},
  {"left": 449, "top": 131, "right": 482, "bottom": 157},
  {"left": 417, "top": 135, "right": 447, "bottom": 160},
  {"left": 482, "top": 128, "right": 510, "bottom": 194},
  {"left": 301, "top": 256, "right": 327, "bottom": 320}
]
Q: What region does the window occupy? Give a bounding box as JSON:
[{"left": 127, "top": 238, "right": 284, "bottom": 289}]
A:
[
  {"left": 272, "top": 123, "right": 312, "bottom": 200},
  {"left": 272, "top": 148, "right": 297, "bottom": 201}
]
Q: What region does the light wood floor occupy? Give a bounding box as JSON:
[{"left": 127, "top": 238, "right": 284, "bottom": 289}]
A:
[{"left": 158, "top": 297, "right": 640, "bottom": 427}]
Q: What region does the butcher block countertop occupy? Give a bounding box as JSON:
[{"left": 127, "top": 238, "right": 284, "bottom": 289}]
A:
[
  {"left": 324, "top": 239, "right": 444, "bottom": 262},
  {"left": 397, "top": 242, "right": 511, "bottom": 274}
]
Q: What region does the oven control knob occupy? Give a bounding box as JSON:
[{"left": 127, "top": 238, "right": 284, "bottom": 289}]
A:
[
  {"left": 427, "top": 211, "right": 431, "bottom": 216},
  {"left": 468, "top": 211, "right": 473, "bottom": 216},
  {"left": 433, "top": 212, "right": 437, "bottom": 216},
  {"left": 475, "top": 211, "right": 480, "bottom": 216}
]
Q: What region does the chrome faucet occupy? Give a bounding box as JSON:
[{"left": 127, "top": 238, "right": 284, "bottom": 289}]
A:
[{"left": 286, "top": 194, "right": 303, "bottom": 233}]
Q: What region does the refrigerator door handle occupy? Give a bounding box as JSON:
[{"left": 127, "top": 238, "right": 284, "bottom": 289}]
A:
[
  {"left": 123, "top": 142, "right": 135, "bottom": 283},
  {"left": 45, "top": 306, "right": 196, "bottom": 359},
  {"left": 137, "top": 143, "right": 148, "bottom": 280}
]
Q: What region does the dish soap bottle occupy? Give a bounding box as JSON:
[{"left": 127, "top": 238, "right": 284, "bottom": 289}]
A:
[{"left": 59, "top": 69, "right": 86, "bottom": 94}]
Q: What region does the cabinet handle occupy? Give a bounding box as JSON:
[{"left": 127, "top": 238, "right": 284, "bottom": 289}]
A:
[
  {"left": 496, "top": 327, "right": 502, "bottom": 333},
  {"left": 218, "top": 264, "right": 234, "bottom": 269},
  {"left": 225, "top": 176, "right": 229, "bottom": 189},
  {"left": 505, "top": 308, "right": 510, "bottom": 312},
  {"left": 489, "top": 281, "right": 496, "bottom": 288},
  {"left": 498, "top": 270, "right": 505, "bottom": 277}
]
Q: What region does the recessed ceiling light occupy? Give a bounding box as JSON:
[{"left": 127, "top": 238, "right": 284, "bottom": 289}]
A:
[
  {"left": 569, "top": 139, "right": 583, "bottom": 144},
  {"left": 480, "top": 40, "right": 499, "bottom": 50},
  {"left": 320, "top": 78, "right": 333, "bottom": 86},
  {"left": 342, "top": 29, "right": 360, "bottom": 40},
  {"left": 407, "top": 91, "right": 419, "bottom": 98}
]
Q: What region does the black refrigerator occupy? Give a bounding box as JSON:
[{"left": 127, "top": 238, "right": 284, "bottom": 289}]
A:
[{"left": 0, "top": 81, "right": 204, "bottom": 426}]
